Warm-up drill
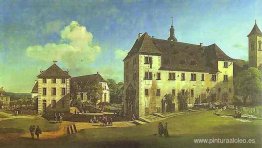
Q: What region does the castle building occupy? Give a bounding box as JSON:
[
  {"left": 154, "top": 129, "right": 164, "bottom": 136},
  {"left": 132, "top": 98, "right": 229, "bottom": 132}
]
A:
[
  {"left": 32, "top": 62, "right": 110, "bottom": 114},
  {"left": 123, "top": 22, "right": 234, "bottom": 117},
  {"left": 248, "top": 21, "right": 262, "bottom": 68}
]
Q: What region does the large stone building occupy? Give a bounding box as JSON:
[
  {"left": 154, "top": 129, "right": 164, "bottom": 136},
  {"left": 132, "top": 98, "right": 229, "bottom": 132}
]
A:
[
  {"left": 32, "top": 63, "right": 110, "bottom": 114},
  {"left": 32, "top": 63, "right": 71, "bottom": 114},
  {"left": 248, "top": 21, "right": 262, "bottom": 68},
  {"left": 123, "top": 23, "right": 234, "bottom": 117}
]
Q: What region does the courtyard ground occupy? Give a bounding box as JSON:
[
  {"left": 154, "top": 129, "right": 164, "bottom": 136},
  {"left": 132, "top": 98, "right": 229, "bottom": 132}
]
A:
[{"left": 0, "top": 111, "right": 261, "bottom": 148}]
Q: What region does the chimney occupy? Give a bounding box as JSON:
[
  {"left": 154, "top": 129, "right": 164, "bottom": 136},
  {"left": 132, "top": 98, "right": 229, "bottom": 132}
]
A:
[
  {"left": 138, "top": 33, "right": 142, "bottom": 39},
  {"left": 200, "top": 43, "right": 203, "bottom": 47}
]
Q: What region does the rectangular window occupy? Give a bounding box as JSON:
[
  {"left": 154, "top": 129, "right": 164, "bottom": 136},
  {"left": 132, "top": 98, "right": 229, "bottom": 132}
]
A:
[
  {"left": 144, "top": 57, "right": 152, "bottom": 64},
  {"left": 201, "top": 74, "right": 205, "bottom": 81},
  {"left": 156, "top": 89, "right": 160, "bottom": 96},
  {"left": 62, "top": 78, "right": 66, "bottom": 83},
  {"left": 157, "top": 72, "right": 161, "bottom": 80},
  {"left": 145, "top": 89, "right": 149, "bottom": 96},
  {"left": 52, "top": 88, "right": 56, "bottom": 95},
  {"left": 191, "top": 89, "right": 194, "bottom": 97},
  {"left": 172, "top": 89, "right": 176, "bottom": 96},
  {"left": 62, "top": 88, "right": 66, "bottom": 95},
  {"left": 169, "top": 73, "right": 176, "bottom": 80},
  {"left": 224, "top": 62, "right": 228, "bottom": 68},
  {"left": 144, "top": 72, "right": 152, "bottom": 80},
  {"left": 52, "top": 78, "right": 56, "bottom": 83},
  {"left": 181, "top": 73, "right": 185, "bottom": 81},
  {"left": 43, "top": 78, "right": 47, "bottom": 83},
  {"left": 191, "top": 73, "right": 196, "bottom": 81},
  {"left": 211, "top": 74, "right": 216, "bottom": 81},
  {"left": 43, "top": 88, "right": 46, "bottom": 96},
  {"left": 224, "top": 75, "right": 228, "bottom": 82}
]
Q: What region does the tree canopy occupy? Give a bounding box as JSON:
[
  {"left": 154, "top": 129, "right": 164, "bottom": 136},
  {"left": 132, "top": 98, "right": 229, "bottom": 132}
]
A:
[{"left": 235, "top": 67, "right": 262, "bottom": 105}]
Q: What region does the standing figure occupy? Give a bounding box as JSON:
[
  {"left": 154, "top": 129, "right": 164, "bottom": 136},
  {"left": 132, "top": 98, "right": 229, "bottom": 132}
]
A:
[
  {"left": 29, "top": 125, "right": 36, "bottom": 139},
  {"left": 164, "top": 122, "right": 169, "bottom": 137},
  {"left": 35, "top": 125, "right": 42, "bottom": 139},
  {"left": 158, "top": 122, "right": 164, "bottom": 136}
]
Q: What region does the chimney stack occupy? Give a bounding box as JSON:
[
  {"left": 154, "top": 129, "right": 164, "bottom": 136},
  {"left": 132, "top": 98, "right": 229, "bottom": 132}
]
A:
[{"left": 200, "top": 43, "right": 203, "bottom": 47}]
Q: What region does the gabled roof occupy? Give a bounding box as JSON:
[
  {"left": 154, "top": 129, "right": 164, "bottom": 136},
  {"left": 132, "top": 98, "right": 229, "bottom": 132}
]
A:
[
  {"left": 124, "top": 32, "right": 233, "bottom": 73},
  {"left": 31, "top": 82, "right": 38, "bottom": 93},
  {"left": 248, "top": 23, "right": 262, "bottom": 37},
  {"left": 71, "top": 73, "right": 106, "bottom": 92},
  {"left": 124, "top": 33, "right": 161, "bottom": 60},
  {"left": 37, "top": 64, "right": 71, "bottom": 78}
]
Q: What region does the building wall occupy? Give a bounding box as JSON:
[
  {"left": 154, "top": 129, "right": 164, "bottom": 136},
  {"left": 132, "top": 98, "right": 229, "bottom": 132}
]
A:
[
  {"left": 249, "top": 35, "right": 262, "bottom": 68},
  {"left": 123, "top": 54, "right": 139, "bottom": 116},
  {"left": 37, "top": 78, "right": 70, "bottom": 114},
  {"left": 124, "top": 54, "right": 234, "bottom": 117},
  {"left": 0, "top": 96, "right": 10, "bottom": 108}
]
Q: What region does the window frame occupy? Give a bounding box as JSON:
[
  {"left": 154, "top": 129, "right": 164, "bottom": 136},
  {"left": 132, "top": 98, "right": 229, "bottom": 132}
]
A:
[
  {"left": 145, "top": 89, "right": 149, "bottom": 96},
  {"left": 181, "top": 73, "right": 185, "bottom": 81}
]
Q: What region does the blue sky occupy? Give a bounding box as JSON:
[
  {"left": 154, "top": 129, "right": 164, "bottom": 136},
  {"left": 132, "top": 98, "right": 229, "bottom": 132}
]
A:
[{"left": 0, "top": 0, "right": 261, "bottom": 92}]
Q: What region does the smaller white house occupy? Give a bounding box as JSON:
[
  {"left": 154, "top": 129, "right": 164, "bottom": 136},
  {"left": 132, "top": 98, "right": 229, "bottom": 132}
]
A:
[{"left": 70, "top": 73, "right": 110, "bottom": 103}]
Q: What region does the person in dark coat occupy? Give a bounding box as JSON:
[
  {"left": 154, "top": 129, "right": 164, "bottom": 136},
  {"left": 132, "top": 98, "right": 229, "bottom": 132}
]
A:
[
  {"left": 158, "top": 122, "right": 164, "bottom": 136},
  {"left": 29, "top": 125, "right": 36, "bottom": 139},
  {"left": 164, "top": 122, "right": 169, "bottom": 137},
  {"left": 35, "top": 125, "right": 42, "bottom": 139}
]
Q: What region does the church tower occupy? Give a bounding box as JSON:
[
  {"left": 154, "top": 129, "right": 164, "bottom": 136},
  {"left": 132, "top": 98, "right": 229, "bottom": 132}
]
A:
[
  {"left": 168, "top": 17, "right": 177, "bottom": 42},
  {"left": 248, "top": 20, "right": 262, "bottom": 68}
]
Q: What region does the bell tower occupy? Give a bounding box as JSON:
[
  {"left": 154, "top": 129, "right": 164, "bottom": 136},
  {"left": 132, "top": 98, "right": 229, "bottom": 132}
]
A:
[
  {"left": 168, "top": 17, "right": 177, "bottom": 42},
  {"left": 248, "top": 20, "right": 262, "bottom": 68}
]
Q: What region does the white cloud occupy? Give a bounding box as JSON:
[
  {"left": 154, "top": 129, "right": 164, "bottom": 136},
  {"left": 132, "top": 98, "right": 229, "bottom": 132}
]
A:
[
  {"left": 26, "top": 21, "right": 101, "bottom": 68},
  {"left": 114, "top": 49, "right": 128, "bottom": 60}
]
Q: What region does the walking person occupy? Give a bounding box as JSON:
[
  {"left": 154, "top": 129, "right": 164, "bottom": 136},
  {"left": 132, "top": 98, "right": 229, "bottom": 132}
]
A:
[
  {"left": 158, "top": 122, "right": 164, "bottom": 136},
  {"left": 35, "top": 125, "right": 42, "bottom": 139},
  {"left": 29, "top": 125, "right": 36, "bottom": 139},
  {"left": 164, "top": 122, "right": 169, "bottom": 137}
]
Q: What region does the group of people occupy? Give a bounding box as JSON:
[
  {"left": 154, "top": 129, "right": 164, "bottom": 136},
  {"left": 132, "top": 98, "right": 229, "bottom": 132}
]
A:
[
  {"left": 89, "top": 115, "right": 113, "bottom": 126},
  {"left": 29, "top": 125, "right": 42, "bottom": 139},
  {"left": 158, "top": 122, "right": 169, "bottom": 137},
  {"left": 54, "top": 113, "right": 63, "bottom": 123}
]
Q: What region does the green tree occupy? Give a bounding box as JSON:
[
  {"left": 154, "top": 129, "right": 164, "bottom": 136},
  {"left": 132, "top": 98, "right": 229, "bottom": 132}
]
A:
[
  {"left": 107, "top": 79, "right": 123, "bottom": 104},
  {"left": 235, "top": 67, "right": 262, "bottom": 105}
]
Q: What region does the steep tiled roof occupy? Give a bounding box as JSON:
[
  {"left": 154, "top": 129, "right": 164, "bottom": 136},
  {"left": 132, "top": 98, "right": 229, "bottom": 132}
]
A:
[
  {"left": 248, "top": 23, "right": 262, "bottom": 37},
  {"left": 124, "top": 33, "right": 161, "bottom": 60},
  {"left": 37, "top": 64, "right": 71, "bottom": 78},
  {"left": 71, "top": 74, "right": 106, "bottom": 92},
  {"left": 124, "top": 32, "right": 233, "bottom": 73},
  {"left": 31, "top": 82, "right": 38, "bottom": 93}
]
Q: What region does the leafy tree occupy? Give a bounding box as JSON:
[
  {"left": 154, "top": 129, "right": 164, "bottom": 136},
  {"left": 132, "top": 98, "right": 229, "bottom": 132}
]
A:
[
  {"left": 235, "top": 67, "right": 262, "bottom": 105},
  {"left": 177, "top": 91, "right": 189, "bottom": 111},
  {"left": 107, "top": 79, "right": 123, "bottom": 103}
]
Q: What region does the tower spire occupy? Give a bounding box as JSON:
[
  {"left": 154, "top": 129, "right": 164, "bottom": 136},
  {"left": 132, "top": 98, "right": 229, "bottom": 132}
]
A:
[{"left": 168, "top": 17, "right": 177, "bottom": 42}]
